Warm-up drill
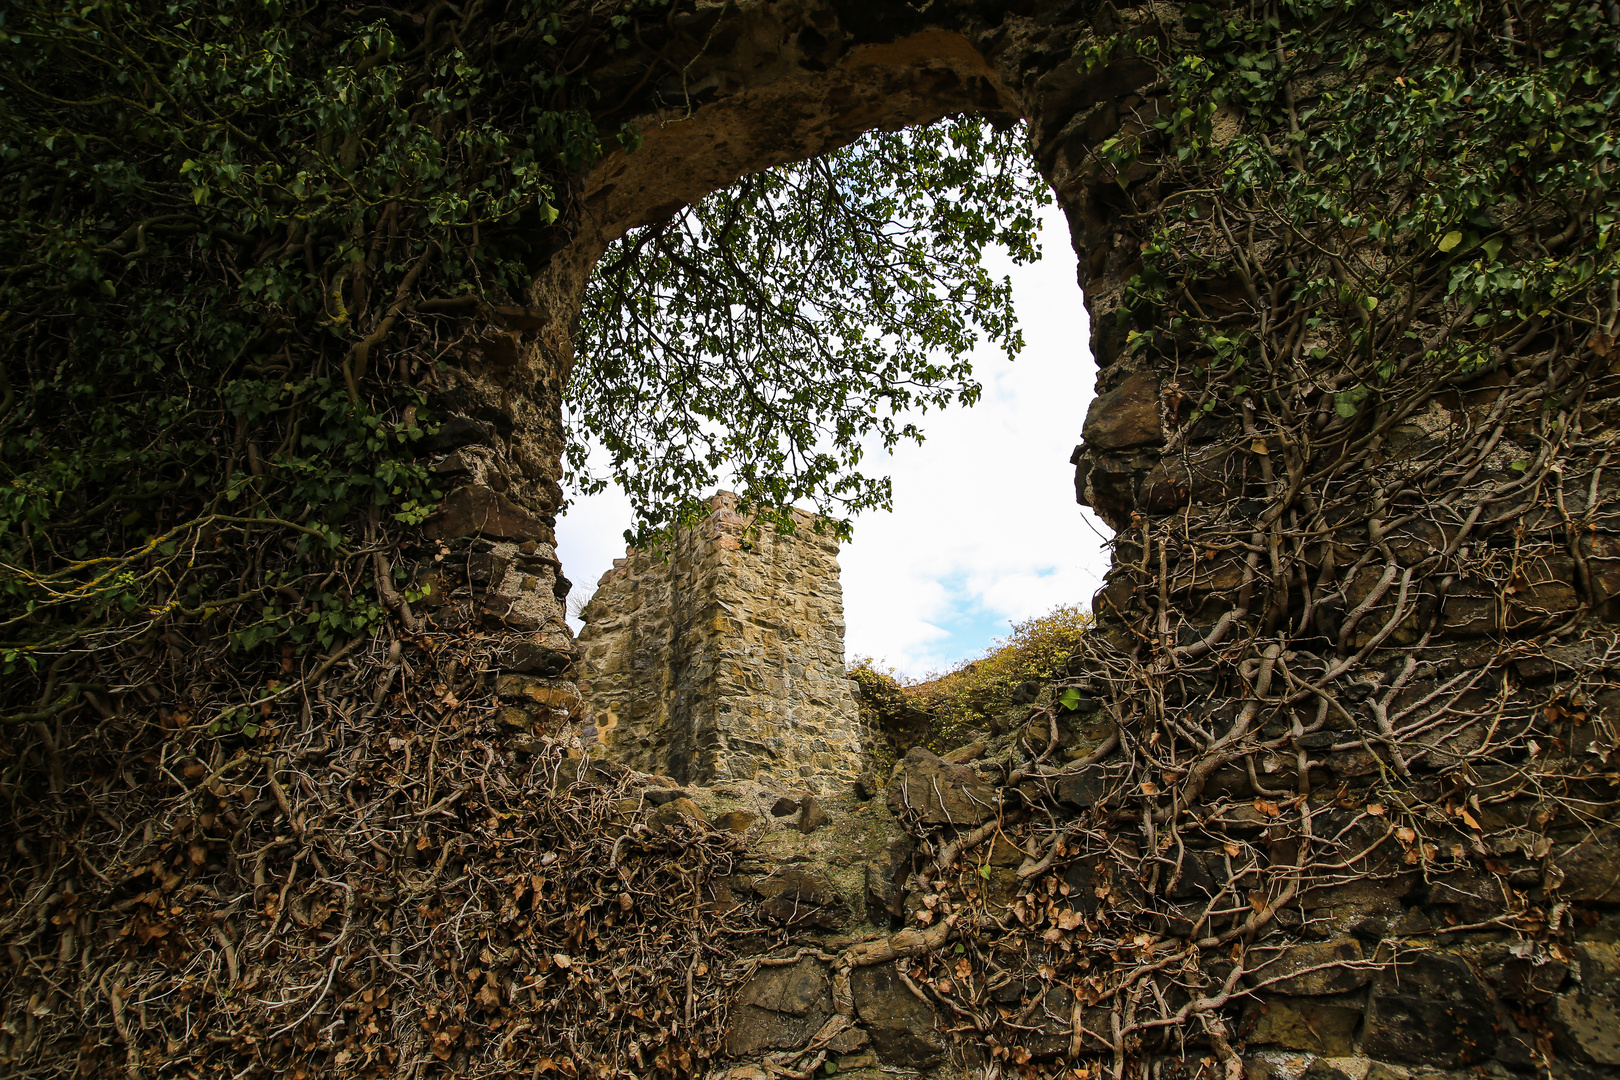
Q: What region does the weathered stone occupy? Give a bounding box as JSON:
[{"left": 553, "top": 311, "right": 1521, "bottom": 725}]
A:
[
  {"left": 1243, "top": 996, "right": 1362, "bottom": 1056},
  {"left": 941, "top": 741, "right": 986, "bottom": 764},
  {"left": 1362, "top": 950, "right": 1496, "bottom": 1067},
  {"left": 423, "top": 414, "right": 490, "bottom": 452},
  {"left": 1547, "top": 938, "right": 1620, "bottom": 1065},
  {"left": 427, "top": 485, "right": 553, "bottom": 542},
  {"left": 1051, "top": 769, "right": 1111, "bottom": 809},
  {"left": 1082, "top": 371, "right": 1164, "bottom": 451},
  {"left": 796, "top": 796, "right": 829, "bottom": 834},
  {"left": 1248, "top": 939, "right": 1370, "bottom": 996},
  {"left": 724, "top": 958, "right": 832, "bottom": 1057},
  {"left": 853, "top": 771, "right": 879, "bottom": 801},
  {"left": 1298, "top": 1058, "right": 1361, "bottom": 1080},
  {"left": 1439, "top": 582, "right": 1498, "bottom": 636},
  {"left": 1574, "top": 941, "right": 1620, "bottom": 987},
  {"left": 1022, "top": 984, "right": 1078, "bottom": 1057},
  {"left": 1062, "top": 857, "right": 1145, "bottom": 915},
  {"left": 703, "top": 877, "right": 744, "bottom": 917},
  {"left": 987, "top": 834, "right": 1028, "bottom": 868},
  {"left": 754, "top": 867, "right": 845, "bottom": 928},
  {"left": 850, "top": 961, "right": 946, "bottom": 1066},
  {"left": 1505, "top": 553, "right": 1581, "bottom": 626},
  {"left": 1551, "top": 827, "right": 1620, "bottom": 901},
  {"left": 1163, "top": 851, "right": 1222, "bottom": 901},
  {"left": 739, "top": 958, "right": 829, "bottom": 1016},
  {"left": 494, "top": 674, "right": 581, "bottom": 712},
  {"left": 771, "top": 796, "right": 801, "bottom": 817},
  {"left": 551, "top": 757, "right": 628, "bottom": 790},
  {"left": 1550, "top": 991, "right": 1620, "bottom": 1065},
  {"left": 865, "top": 834, "right": 914, "bottom": 919},
  {"left": 497, "top": 706, "right": 532, "bottom": 729},
  {"left": 885, "top": 746, "right": 996, "bottom": 825},
  {"left": 1360, "top": 1065, "right": 1406, "bottom": 1080},
  {"left": 577, "top": 493, "right": 864, "bottom": 792},
  {"left": 1498, "top": 952, "right": 1568, "bottom": 1005},
  {"left": 1425, "top": 867, "right": 1509, "bottom": 924},
  {"left": 503, "top": 640, "right": 576, "bottom": 677},
  {"left": 646, "top": 797, "right": 709, "bottom": 834},
  {"left": 467, "top": 548, "right": 511, "bottom": 586},
  {"left": 713, "top": 811, "right": 759, "bottom": 834}
]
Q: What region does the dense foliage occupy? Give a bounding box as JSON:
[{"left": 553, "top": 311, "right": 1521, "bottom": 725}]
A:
[
  {"left": 1104, "top": 0, "right": 1619, "bottom": 421},
  {"left": 0, "top": 0, "right": 607, "bottom": 724},
  {"left": 851, "top": 604, "right": 1093, "bottom": 757},
  {"left": 573, "top": 117, "right": 1049, "bottom": 540},
  {"left": 0, "top": 0, "right": 1046, "bottom": 724},
  {"left": 908, "top": 603, "right": 1093, "bottom": 747}
]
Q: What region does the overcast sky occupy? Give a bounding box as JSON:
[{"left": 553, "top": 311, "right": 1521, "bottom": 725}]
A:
[{"left": 555, "top": 201, "right": 1114, "bottom": 680}]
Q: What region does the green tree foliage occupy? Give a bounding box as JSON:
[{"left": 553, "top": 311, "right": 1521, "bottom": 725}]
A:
[
  {"left": 572, "top": 118, "right": 1049, "bottom": 541},
  {"left": 0, "top": 1, "right": 1042, "bottom": 723}
]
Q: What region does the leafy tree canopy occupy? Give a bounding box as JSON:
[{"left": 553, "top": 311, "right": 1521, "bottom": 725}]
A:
[{"left": 571, "top": 117, "right": 1049, "bottom": 542}]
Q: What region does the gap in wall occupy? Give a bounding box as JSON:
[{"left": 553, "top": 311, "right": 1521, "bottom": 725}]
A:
[{"left": 556, "top": 195, "right": 1111, "bottom": 679}]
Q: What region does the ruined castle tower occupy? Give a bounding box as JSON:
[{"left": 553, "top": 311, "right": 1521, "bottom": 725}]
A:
[{"left": 575, "top": 493, "right": 864, "bottom": 791}]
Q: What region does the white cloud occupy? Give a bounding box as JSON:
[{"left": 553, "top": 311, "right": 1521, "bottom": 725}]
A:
[
  {"left": 556, "top": 202, "right": 1114, "bottom": 678},
  {"left": 555, "top": 483, "right": 635, "bottom": 613}
]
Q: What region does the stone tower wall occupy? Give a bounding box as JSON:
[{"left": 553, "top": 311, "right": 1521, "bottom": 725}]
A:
[{"left": 576, "top": 493, "right": 864, "bottom": 792}]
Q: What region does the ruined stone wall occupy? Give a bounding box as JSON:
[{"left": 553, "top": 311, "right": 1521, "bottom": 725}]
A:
[
  {"left": 576, "top": 493, "right": 864, "bottom": 791},
  {"left": 17, "top": 6, "right": 1620, "bottom": 1080}
]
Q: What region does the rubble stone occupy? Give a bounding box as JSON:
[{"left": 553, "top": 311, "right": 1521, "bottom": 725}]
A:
[
  {"left": 753, "top": 867, "right": 846, "bottom": 928},
  {"left": 1082, "top": 371, "right": 1164, "bottom": 451},
  {"left": 796, "top": 796, "right": 829, "bottom": 834},
  {"left": 885, "top": 746, "right": 997, "bottom": 825},
  {"left": 724, "top": 959, "right": 832, "bottom": 1057},
  {"left": 1362, "top": 950, "right": 1496, "bottom": 1067},
  {"left": 1248, "top": 939, "right": 1371, "bottom": 997},
  {"left": 1243, "top": 996, "right": 1362, "bottom": 1056},
  {"left": 1552, "top": 827, "right": 1620, "bottom": 901},
  {"left": 850, "top": 961, "right": 947, "bottom": 1065},
  {"left": 427, "top": 485, "right": 554, "bottom": 543}
]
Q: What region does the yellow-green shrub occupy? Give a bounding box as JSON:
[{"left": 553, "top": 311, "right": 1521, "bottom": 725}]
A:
[{"left": 906, "top": 604, "right": 1092, "bottom": 751}]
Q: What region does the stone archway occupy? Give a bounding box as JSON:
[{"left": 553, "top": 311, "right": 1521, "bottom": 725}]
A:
[
  {"left": 438, "top": 0, "right": 1160, "bottom": 706},
  {"left": 488, "top": 4, "right": 1620, "bottom": 1077}
]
